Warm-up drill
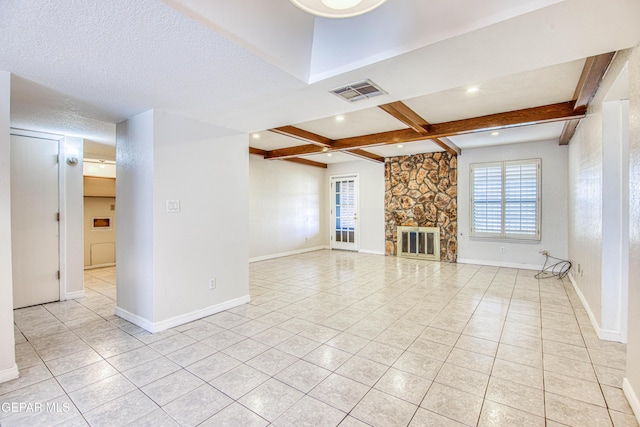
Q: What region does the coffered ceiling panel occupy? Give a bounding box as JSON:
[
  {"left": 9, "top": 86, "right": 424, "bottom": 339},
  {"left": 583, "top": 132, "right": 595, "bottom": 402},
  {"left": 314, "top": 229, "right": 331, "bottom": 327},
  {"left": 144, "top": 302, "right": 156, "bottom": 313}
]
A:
[
  {"left": 448, "top": 121, "right": 566, "bottom": 149},
  {"left": 300, "top": 151, "right": 357, "bottom": 164},
  {"left": 403, "top": 59, "right": 586, "bottom": 124},
  {"left": 248, "top": 131, "right": 304, "bottom": 151},
  {"left": 295, "top": 107, "right": 408, "bottom": 140}
]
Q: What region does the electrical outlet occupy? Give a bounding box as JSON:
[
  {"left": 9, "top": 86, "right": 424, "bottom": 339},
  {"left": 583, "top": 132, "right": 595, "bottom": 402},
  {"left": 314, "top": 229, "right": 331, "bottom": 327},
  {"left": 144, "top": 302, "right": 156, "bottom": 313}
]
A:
[{"left": 208, "top": 278, "right": 216, "bottom": 290}]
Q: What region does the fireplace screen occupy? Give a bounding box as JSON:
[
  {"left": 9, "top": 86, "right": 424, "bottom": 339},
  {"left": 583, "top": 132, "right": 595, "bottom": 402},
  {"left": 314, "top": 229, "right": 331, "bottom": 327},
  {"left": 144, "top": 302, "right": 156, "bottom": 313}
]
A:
[{"left": 397, "top": 226, "right": 440, "bottom": 261}]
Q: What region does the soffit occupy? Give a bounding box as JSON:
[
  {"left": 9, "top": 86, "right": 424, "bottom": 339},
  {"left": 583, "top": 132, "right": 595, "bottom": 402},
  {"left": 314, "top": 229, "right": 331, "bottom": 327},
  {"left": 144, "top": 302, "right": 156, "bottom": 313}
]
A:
[{"left": 162, "top": 0, "right": 567, "bottom": 83}]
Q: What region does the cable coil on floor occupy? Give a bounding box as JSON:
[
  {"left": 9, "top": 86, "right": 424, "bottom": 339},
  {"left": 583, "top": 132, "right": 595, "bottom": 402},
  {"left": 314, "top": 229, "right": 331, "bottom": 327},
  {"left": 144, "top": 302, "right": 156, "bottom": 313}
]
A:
[{"left": 535, "top": 250, "right": 572, "bottom": 279}]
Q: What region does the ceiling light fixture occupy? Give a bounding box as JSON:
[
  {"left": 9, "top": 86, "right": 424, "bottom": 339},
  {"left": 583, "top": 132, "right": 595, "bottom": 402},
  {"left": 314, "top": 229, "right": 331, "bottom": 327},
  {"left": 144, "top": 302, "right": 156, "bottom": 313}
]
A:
[
  {"left": 466, "top": 87, "right": 480, "bottom": 94},
  {"left": 335, "top": 115, "right": 345, "bottom": 122},
  {"left": 397, "top": 144, "right": 403, "bottom": 148},
  {"left": 252, "top": 133, "right": 260, "bottom": 139},
  {"left": 289, "top": 0, "right": 387, "bottom": 18},
  {"left": 327, "top": 153, "right": 333, "bottom": 157},
  {"left": 491, "top": 131, "right": 500, "bottom": 136},
  {"left": 322, "top": 147, "right": 330, "bottom": 152}
]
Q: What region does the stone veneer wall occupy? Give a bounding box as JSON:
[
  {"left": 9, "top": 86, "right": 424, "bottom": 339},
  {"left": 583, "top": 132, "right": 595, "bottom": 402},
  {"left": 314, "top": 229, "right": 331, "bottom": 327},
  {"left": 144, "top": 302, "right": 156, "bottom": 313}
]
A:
[{"left": 385, "top": 152, "right": 457, "bottom": 262}]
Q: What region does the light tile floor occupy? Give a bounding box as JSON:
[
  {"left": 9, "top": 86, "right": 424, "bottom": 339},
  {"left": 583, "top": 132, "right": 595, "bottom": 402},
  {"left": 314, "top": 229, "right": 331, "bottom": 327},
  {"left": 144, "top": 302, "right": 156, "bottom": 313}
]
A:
[{"left": 1, "top": 250, "right": 638, "bottom": 426}]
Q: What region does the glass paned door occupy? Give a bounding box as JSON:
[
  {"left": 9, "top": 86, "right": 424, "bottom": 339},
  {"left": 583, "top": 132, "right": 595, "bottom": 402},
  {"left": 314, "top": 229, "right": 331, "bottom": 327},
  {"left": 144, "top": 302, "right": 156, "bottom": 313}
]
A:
[{"left": 331, "top": 175, "right": 358, "bottom": 251}]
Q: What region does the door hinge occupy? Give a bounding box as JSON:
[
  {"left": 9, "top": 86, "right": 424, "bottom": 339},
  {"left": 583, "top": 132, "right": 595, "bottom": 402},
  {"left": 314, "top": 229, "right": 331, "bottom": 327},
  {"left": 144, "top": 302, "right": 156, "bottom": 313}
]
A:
[
  {"left": 56, "top": 212, "right": 60, "bottom": 221},
  {"left": 57, "top": 271, "right": 60, "bottom": 280}
]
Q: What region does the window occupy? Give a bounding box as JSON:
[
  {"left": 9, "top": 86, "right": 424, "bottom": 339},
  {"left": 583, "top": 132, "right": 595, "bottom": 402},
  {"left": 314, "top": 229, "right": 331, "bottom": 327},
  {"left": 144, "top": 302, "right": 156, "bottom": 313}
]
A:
[{"left": 471, "top": 159, "right": 540, "bottom": 240}]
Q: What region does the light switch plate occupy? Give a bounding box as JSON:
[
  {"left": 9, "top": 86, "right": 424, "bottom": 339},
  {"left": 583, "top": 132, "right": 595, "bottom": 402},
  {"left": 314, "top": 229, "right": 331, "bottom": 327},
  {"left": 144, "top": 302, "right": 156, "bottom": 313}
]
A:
[{"left": 166, "top": 200, "right": 181, "bottom": 213}]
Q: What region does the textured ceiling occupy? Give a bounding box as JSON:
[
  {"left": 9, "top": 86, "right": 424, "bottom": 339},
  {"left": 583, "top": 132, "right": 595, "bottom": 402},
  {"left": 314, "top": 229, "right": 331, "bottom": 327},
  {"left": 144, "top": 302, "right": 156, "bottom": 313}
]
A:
[
  {"left": 1, "top": 0, "right": 639, "bottom": 160},
  {"left": 1, "top": 0, "right": 304, "bottom": 139}
]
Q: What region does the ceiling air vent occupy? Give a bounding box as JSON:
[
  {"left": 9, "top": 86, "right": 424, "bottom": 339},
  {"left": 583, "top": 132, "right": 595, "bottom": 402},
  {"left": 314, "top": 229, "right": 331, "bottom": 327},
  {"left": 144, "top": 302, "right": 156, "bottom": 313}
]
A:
[{"left": 330, "top": 79, "right": 386, "bottom": 102}]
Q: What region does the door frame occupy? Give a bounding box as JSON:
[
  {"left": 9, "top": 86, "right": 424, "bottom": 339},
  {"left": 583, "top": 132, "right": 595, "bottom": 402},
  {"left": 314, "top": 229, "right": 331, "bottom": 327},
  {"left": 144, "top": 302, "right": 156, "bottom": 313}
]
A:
[
  {"left": 10, "top": 129, "right": 79, "bottom": 303},
  {"left": 329, "top": 173, "right": 360, "bottom": 251}
]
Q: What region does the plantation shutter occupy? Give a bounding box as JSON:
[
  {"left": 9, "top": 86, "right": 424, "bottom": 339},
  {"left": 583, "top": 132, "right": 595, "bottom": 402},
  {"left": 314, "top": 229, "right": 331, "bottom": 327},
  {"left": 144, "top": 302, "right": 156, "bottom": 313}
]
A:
[
  {"left": 471, "top": 163, "right": 503, "bottom": 236},
  {"left": 504, "top": 160, "right": 540, "bottom": 238},
  {"left": 470, "top": 159, "right": 540, "bottom": 240}
]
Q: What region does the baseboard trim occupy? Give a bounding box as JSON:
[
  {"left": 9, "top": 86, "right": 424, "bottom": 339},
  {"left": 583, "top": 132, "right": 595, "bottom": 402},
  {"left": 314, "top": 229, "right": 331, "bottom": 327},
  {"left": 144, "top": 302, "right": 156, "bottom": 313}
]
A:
[
  {"left": 568, "top": 272, "right": 601, "bottom": 333},
  {"left": 457, "top": 258, "right": 541, "bottom": 271},
  {"left": 598, "top": 328, "right": 624, "bottom": 342},
  {"left": 623, "top": 378, "right": 640, "bottom": 425},
  {"left": 358, "top": 249, "right": 385, "bottom": 255},
  {"left": 566, "top": 272, "right": 624, "bottom": 342},
  {"left": 249, "top": 246, "right": 326, "bottom": 263},
  {"left": 65, "top": 290, "right": 86, "bottom": 300},
  {"left": 114, "top": 307, "right": 154, "bottom": 332},
  {"left": 115, "top": 295, "right": 251, "bottom": 333},
  {"left": 566, "top": 273, "right": 624, "bottom": 342},
  {"left": 0, "top": 364, "right": 19, "bottom": 384}
]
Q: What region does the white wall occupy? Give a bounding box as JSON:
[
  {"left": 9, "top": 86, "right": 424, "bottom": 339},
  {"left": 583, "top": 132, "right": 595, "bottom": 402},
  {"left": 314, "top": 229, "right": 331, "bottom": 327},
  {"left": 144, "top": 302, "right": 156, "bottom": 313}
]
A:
[
  {"left": 0, "top": 70, "right": 17, "bottom": 383},
  {"left": 248, "top": 157, "right": 384, "bottom": 259},
  {"left": 568, "top": 51, "right": 633, "bottom": 343},
  {"left": 249, "top": 155, "right": 328, "bottom": 261},
  {"left": 116, "top": 110, "right": 249, "bottom": 330},
  {"left": 152, "top": 111, "right": 249, "bottom": 323},
  {"left": 458, "top": 140, "right": 569, "bottom": 269},
  {"left": 624, "top": 46, "right": 640, "bottom": 422},
  {"left": 568, "top": 98, "right": 605, "bottom": 326},
  {"left": 327, "top": 159, "right": 385, "bottom": 255},
  {"left": 116, "top": 110, "right": 155, "bottom": 323},
  {"left": 60, "top": 136, "right": 85, "bottom": 298}
]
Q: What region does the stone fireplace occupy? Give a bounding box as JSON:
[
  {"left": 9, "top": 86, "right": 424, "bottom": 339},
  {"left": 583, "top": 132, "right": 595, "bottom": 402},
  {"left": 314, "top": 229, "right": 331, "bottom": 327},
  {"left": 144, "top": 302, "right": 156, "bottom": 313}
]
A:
[{"left": 384, "top": 152, "right": 457, "bottom": 262}]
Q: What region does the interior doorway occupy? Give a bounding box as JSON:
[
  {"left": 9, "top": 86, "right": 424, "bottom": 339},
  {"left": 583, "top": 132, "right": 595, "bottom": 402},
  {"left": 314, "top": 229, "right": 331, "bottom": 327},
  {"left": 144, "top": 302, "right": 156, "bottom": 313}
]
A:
[{"left": 83, "top": 159, "right": 116, "bottom": 269}]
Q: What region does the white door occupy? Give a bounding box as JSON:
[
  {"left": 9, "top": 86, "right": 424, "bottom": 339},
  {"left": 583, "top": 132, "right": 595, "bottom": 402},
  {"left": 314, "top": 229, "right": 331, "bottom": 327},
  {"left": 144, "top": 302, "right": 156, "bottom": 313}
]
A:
[
  {"left": 330, "top": 175, "right": 359, "bottom": 251},
  {"left": 11, "top": 134, "right": 60, "bottom": 308}
]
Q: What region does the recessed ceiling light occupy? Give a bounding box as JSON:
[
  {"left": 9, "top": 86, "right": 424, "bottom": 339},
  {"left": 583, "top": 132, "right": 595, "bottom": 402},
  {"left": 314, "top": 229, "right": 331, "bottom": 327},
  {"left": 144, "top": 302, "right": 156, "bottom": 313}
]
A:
[
  {"left": 289, "top": 0, "right": 387, "bottom": 18},
  {"left": 466, "top": 87, "right": 480, "bottom": 94},
  {"left": 327, "top": 153, "right": 333, "bottom": 157},
  {"left": 491, "top": 131, "right": 500, "bottom": 136},
  {"left": 335, "top": 115, "right": 345, "bottom": 122},
  {"left": 252, "top": 133, "right": 260, "bottom": 139},
  {"left": 397, "top": 144, "right": 403, "bottom": 148},
  {"left": 322, "top": 147, "right": 329, "bottom": 152}
]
